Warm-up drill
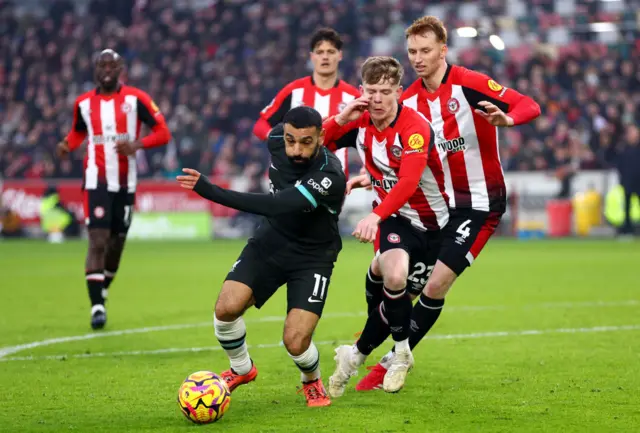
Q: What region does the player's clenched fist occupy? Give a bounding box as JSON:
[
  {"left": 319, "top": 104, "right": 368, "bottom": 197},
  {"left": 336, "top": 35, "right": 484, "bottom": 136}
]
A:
[
  {"left": 335, "top": 96, "right": 370, "bottom": 125},
  {"left": 177, "top": 168, "right": 202, "bottom": 190},
  {"left": 56, "top": 139, "right": 70, "bottom": 158},
  {"left": 352, "top": 212, "right": 381, "bottom": 243}
]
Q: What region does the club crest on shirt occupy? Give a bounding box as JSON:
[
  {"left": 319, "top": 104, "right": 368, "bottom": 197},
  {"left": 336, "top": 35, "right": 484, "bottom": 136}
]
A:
[
  {"left": 488, "top": 80, "right": 503, "bottom": 92},
  {"left": 387, "top": 233, "right": 401, "bottom": 244},
  {"left": 121, "top": 102, "right": 132, "bottom": 113},
  {"left": 391, "top": 145, "right": 402, "bottom": 159},
  {"left": 408, "top": 133, "right": 424, "bottom": 149},
  {"left": 447, "top": 98, "right": 460, "bottom": 114}
]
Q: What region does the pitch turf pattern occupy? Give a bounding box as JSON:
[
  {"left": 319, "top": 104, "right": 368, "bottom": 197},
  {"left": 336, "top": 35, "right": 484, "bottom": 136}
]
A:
[{"left": 0, "top": 239, "right": 638, "bottom": 432}]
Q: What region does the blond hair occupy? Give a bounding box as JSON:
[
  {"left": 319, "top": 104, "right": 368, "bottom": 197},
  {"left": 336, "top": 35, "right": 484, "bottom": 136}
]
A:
[
  {"left": 360, "top": 56, "right": 404, "bottom": 86},
  {"left": 405, "top": 16, "right": 447, "bottom": 44}
]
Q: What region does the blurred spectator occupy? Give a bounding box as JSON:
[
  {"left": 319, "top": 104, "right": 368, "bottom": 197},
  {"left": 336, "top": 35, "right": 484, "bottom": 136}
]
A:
[
  {"left": 615, "top": 124, "right": 640, "bottom": 235},
  {"left": 0, "top": 0, "right": 638, "bottom": 181}
]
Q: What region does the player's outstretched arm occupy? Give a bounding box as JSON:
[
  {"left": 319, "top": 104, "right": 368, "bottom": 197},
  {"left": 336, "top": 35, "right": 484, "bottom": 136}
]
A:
[
  {"left": 462, "top": 69, "right": 541, "bottom": 127},
  {"left": 177, "top": 169, "right": 317, "bottom": 217}
]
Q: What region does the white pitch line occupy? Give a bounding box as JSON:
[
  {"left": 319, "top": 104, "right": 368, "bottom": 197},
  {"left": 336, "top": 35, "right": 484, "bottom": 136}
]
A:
[
  {"left": 1, "top": 324, "right": 639, "bottom": 363},
  {"left": 0, "top": 300, "right": 637, "bottom": 359}
]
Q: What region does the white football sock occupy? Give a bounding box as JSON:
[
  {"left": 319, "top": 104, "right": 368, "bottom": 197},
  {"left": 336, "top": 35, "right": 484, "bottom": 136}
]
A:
[
  {"left": 214, "top": 314, "right": 252, "bottom": 375},
  {"left": 289, "top": 342, "right": 320, "bottom": 382}
]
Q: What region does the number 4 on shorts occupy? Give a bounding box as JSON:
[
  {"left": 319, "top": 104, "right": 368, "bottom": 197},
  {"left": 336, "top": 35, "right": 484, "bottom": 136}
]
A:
[{"left": 456, "top": 219, "right": 472, "bottom": 238}]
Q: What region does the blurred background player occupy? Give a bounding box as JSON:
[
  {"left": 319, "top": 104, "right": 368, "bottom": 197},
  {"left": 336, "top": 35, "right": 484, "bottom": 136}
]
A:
[
  {"left": 321, "top": 56, "right": 448, "bottom": 395},
  {"left": 56, "top": 49, "right": 171, "bottom": 330},
  {"left": 355, "top": 16, "right": 541, "bottom": 391},
  {"left": 253, "top": 27, "right": 360, "bottom": 176},
  {"left": 179, "top": 107, "right": 346, "bottom": 407}
]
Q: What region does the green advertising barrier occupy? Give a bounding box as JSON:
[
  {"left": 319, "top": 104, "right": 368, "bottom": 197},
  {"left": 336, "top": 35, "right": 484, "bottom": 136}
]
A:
[{"left": 128, "top": 212, "right": 212, "bottom": 240}]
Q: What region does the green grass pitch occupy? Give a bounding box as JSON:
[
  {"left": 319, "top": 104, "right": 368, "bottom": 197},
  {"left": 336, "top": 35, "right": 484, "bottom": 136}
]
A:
[{"left": 0, "top": 238, "right": 638, "bottom": 432}]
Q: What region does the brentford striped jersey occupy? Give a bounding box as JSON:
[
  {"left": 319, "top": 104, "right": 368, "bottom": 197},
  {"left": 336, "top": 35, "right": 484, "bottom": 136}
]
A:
[
  {"left": 253, "top": 76, "right": 360, "bottom": 175},
  {"left": 401, "top": 64, "right": 541, "bottom": 213},
  {"left": 323, "top": 105, "right": 449, "bottom": 231},
  {"left": 66, "top": 85, "right": 171, "bottom": 193}
]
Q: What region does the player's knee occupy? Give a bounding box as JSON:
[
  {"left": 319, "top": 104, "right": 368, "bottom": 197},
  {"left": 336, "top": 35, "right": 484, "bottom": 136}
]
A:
[
  {"left": 424, "top": 277, "right": 450, "bottom": 299},
  {"left": 88, "top": 230, "right": 109, "bottom": 256},
  {"left": 214, "top": 302, "right": 241, "bottom": 322},
  {"left": 383, "top": 270, "right": 408, "bottom": 291},
  {"left": 370, "top": 257, "right": 381, "bottom": 277},
  {"left": 282, "top": 328, "right": 311, "bottom": 356}
]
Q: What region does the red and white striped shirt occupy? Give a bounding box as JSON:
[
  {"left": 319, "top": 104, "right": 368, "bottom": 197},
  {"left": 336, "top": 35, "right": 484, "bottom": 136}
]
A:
[
  {"left": 323, "top": 105, "right": 449, "bottom": 231},
  {"left": 401, "top": 64, "right": 541, "bottom": 213},
  {"left": 253, "top": 76, "right": 360, "bottom": 175},
  {"left": 66, "top": 85, "right": 171, "bottom": 193}
]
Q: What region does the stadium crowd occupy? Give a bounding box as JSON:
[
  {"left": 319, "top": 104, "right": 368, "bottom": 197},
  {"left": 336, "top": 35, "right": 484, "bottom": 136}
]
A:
[{"left": 0, "top": 0, "right": 638, "bottom": 182}]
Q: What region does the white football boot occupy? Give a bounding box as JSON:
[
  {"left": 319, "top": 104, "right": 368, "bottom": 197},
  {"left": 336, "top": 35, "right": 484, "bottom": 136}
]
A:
[{"left": 382, "top": 348, "right": 414, "bottom": 393}]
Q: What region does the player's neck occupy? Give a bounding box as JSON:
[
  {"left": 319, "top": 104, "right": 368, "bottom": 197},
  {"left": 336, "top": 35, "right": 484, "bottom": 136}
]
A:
[
  {"left": 371, "top": 103, "right": 398, "bottom": 132},
  {"left": 312, "top": 71, "right": 338, "bottom": 90},
  {"left": 421, "top": 62, "right": 448, "bottom": 93},
  {"left": 98, "top": 83, "right": 121, "bottom": 96}
]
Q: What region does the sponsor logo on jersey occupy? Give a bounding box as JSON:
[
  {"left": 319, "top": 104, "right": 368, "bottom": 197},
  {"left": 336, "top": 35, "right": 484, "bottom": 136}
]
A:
[
  {"left": 488, "top": 79, "right": 503, "bottom": 92},
  {"left": 404, "top": 148, "right": 423, "bottom": 155},
  {"left": 387, "top": 233, "right": 401, "bottom": 243},
  {"left": 370, "top": 176, "right": 398, "bottom": 191},
  {"left": 321, "top": 177, "right": 332, "bottom": 189},
  {"left": 93, "top": 133, "right": 131, "bottom": 144},
  {"left": 437, "top": 136, "right": 466, "bottom": 153},
  {"left": 307, "top": 178, "right": 329, "bottom": 195},
  {"left": 447, "top": 97, "right": 460, "bottom": 114},
  {"left": 408, "top": 133, "right": 424, "bottom": 149}
]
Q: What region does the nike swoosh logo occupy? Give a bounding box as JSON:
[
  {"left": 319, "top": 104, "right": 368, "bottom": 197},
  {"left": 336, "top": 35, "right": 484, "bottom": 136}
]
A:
[
  {"left": 307, "top": 297, "right": 323, "bottom": 303},
  {"left": 270, "top": 163, "right": 278, "bottom": 170}
]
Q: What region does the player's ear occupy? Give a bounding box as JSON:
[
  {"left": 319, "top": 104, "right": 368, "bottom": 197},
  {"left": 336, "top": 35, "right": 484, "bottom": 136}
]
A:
[
  {"left": 396, "top": 86, "right": 403, "bottom": 100},
  {"left": 337, "top": 50, "right": 343, "bottom": 62},
  {"left": 318, "top": 128, "right": 325, "bottom": 146},
  {"left": 359, "top": 84, "right": 364, "bottom": 95},
  {"left": 441, "top": 44, "right": 448, "bottom": 59}
]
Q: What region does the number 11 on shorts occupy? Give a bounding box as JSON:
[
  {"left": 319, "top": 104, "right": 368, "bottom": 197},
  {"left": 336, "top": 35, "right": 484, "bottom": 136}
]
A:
[{"left": 312, "top": 273, "right": 327, "bottom": 300}]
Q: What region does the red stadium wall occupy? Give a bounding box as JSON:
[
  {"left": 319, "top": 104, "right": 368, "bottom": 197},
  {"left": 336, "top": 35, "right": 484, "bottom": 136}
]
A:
[{"left": 1, "top": 179, "right": 238, "bottom": 225}]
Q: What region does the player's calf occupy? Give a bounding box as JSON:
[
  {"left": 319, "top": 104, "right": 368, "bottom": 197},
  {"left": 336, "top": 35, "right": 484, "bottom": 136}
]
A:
[
  {"left": 284, "top": 309, "right": 330, "bottom": 406},
  {"left": 365, "top": 261, "right": 384, "bottom": 315},
  {"left": 213, "top": 281, "right": 257, "bottom": 391},
  {"left": 85, "top": 228, "right": 110, "bottom": 329}
]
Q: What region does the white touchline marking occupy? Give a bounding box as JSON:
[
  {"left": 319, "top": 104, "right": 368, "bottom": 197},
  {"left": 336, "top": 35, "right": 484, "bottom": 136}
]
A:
[
  {"left": 1, "top": 324, "right": 639, "bottom": 363},
  {"left": 0, "top": 300, "right": 637, "bottom": 359}
]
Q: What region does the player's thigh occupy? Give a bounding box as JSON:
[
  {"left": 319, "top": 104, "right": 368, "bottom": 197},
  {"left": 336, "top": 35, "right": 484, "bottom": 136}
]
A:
[
  {"left": 439, "top": 210, "right": 499, "bottom": 276},
  {"left": 110, "top": 191, "right": 135, "bottom": 236},
  {"left": 84, "top": 185, "right": 114, "bottom": 230},
  {"left": 215, "top": 280, "right": 256, "bottom": 320},
  {"left": 377, "top": 217, "right": 419, "bottom": 285},
  {"left": 285, "top": 264, "right": 334, "bottom": 318},
  {"left": 225, "top": 239, "right": 287, "bottom": 310},
  {"left": 406, "top": 230, "right": 443, "bottom": 297}
]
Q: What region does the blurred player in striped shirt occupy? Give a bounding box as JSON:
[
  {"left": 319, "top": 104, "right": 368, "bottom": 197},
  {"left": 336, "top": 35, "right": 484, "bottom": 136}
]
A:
[
  {"left": 253, "top": 27, "right": 360, "bottom": 176},
  {"left": 56, "top": 49, "right": 171, "bottom": 330}
]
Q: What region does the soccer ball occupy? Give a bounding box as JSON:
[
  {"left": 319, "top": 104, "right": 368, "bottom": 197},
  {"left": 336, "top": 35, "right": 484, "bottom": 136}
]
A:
[{"left": 177, "top": 371, "right": 231, "bottom": 424}]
